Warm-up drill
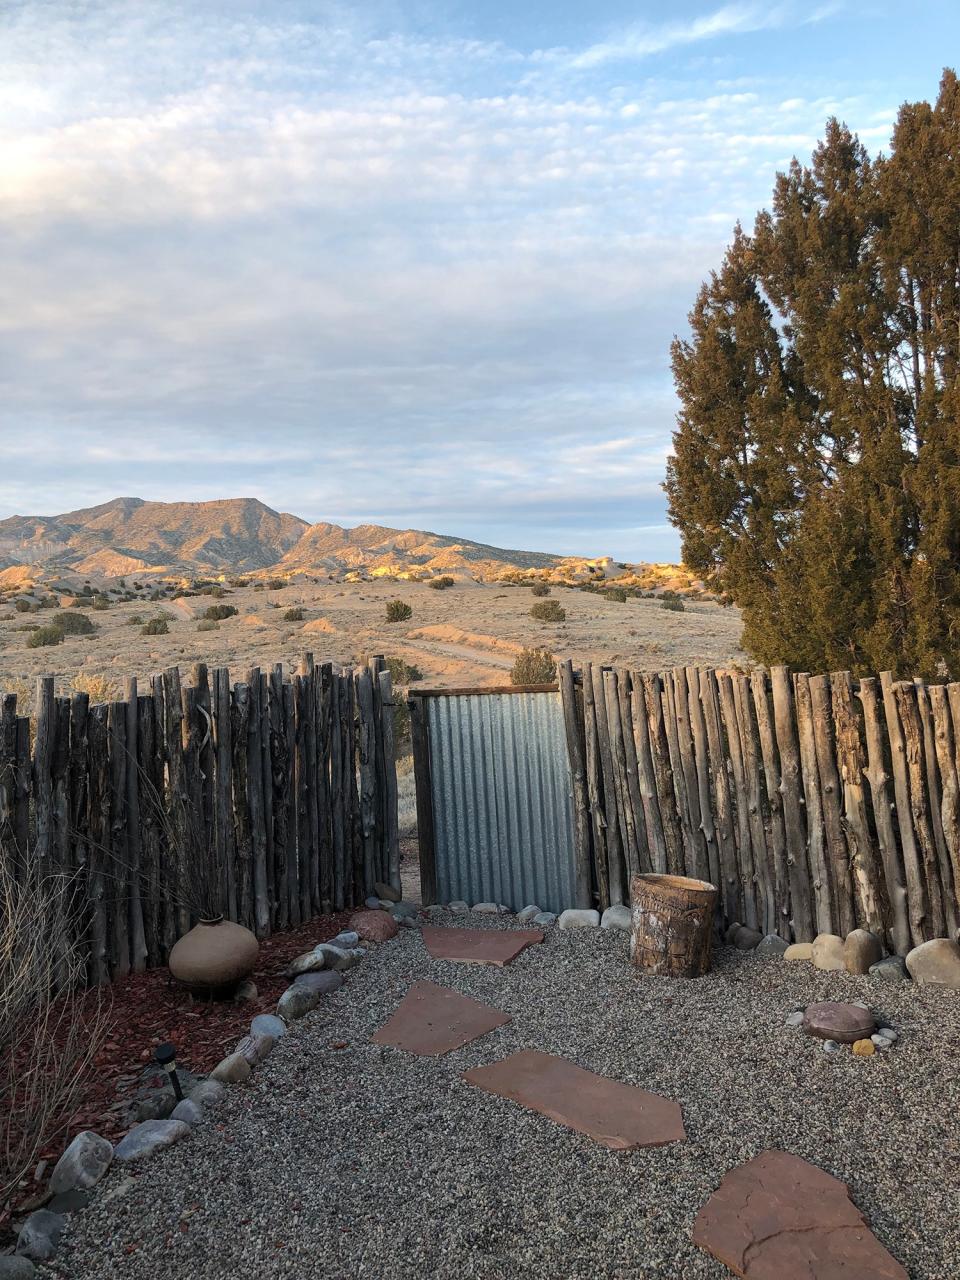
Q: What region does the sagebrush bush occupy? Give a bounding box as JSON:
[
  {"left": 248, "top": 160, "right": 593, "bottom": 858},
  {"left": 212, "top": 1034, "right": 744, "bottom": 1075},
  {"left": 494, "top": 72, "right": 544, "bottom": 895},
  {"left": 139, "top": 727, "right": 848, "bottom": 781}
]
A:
[
  {"left": 530, "top": 600, "right": 565, "bottom": 622},
  {"left": 27, "top": 626, "right": 64, "bottom": 648},
  {"left": 55, "top": 612, "right": 95, "bottom": 636},
  {"left": 127, "top": 614, "right": 143, "bottom": 625},
  {"left": 511, "top": 647, "right": 556, "bottom": 685},
  {"left": 202, "top": 604, "right": 237, "bottom": 621},
  {"left": 283, "top": 607, "right": 305, "bottom": 622},
  {"left": 91, "top": 596, "right": 110, "bottom": 610},
  {"left": 605, "top": 587, "right": 628, "bottom": 603},
  {"left": 428, "top": 575, "right": 455, "bottom": 590},
  {"left": 14, "top": 599, "right": 32, "bottom": 613},
  {"left": 266, "top": 578, "right": 285, "bottom": 590},
  {"left": 530, "top": 583, "right": 551, "bottom": 597},
  {"left": 385, "top": 599, "right": 413, "bottom": 623},
  {"left": 660, "top": 598, "right": 686, "bottom": 612},
  {"left": 72, "top": 673, "right": 118, "bottom": 702},
  {"left": 383, "top": 656, "right": 423, "bottom": 684},
  {"left": 142, "top": 617, "right": 169, "bottom": 635}
]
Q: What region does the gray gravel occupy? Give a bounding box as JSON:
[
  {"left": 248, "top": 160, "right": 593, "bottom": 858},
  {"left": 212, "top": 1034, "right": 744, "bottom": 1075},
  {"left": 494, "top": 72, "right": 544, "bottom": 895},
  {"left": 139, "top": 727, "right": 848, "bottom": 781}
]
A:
[{"left": 50, "top": 916, "right": 960, "bottom": 1279}]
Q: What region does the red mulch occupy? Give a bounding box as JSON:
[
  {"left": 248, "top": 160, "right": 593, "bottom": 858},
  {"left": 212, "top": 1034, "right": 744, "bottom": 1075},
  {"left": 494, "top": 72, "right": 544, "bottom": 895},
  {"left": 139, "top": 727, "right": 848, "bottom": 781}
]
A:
[{"left": 6, "top": 911, "right": 354, "bottom": 1228}]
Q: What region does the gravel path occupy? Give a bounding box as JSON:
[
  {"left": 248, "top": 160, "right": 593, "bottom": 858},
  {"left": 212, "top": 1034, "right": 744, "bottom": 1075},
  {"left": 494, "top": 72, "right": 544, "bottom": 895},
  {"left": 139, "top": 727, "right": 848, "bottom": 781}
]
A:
[{"left": 52, "top": 916, "right": 960, "bottom": 1279}]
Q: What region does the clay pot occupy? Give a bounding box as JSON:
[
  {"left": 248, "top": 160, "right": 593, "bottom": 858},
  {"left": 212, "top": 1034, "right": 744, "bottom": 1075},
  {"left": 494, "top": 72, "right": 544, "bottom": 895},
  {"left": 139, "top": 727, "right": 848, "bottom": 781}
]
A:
[{"left": 168, "top": 918, "right": 259, "bottom": 991}]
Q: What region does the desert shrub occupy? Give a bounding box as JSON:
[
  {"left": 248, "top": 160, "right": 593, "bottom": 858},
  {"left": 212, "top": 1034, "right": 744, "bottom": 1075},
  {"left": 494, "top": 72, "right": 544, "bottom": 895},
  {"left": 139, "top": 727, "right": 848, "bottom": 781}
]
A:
[
  {"left": 530, "top": 582, "right": 551, "bottom": 597},
  {"left": 91, "top": 595, "right": 110, "bottom": 610},
  {"left": 384, "top": 656, "right": 423, "bottom": 684},
  {"left": 27, "top": 625, "right": 64, "bottom": 648},
  {"left": 198, "top": 584, "right": 226, "bottom": 598},
  {"left": 266, "top": 578, "right": 285, "bottom": 590},
  {"left": 55, "top": 611, "right": 96, "bottom": 636},
  {"left": 428, "top": 575, "right": 455, "bottom": 590},
  {"left": 385, "top": 599, "right": 413, "bottom": 623},
  {"left": 127, "top": 613, "right": 143, "bottom": 625},
  {"left": 283, "top": 607, "right": 305, "bottom": 622},
  {"left": 660, "top": 588, "right": 681, "bottom": 601},
  {"left": 36, "top": 596, "right": 57, "bottom": 610},
  {"left": 202, "top": 604, "right": 237, "bottom": 621},
  {"left": 605, "top": 587, "right": 628, "bottom": 603},
  {"left": 660, "top": 598, "right": 686, "bottom": 612},
  {"left": 511, "top": 647, "right": 557, "bottom": 685},
  {"left": 13, "top": 599, "right": 32, "bottom": 613},
  {"left": 142, "top": 617, "right": 169, "bottom": 635},
  {"left": 252, "top": 583, "right": 265, "bottom": 592},
  {"left": 228, "top": 577, "right": 249, "bottom": 588},
  {"left": 197, "top": 618, "right": 219, "bottom": 632},
  {"left": 72, "top": 673, "right": 118, "bottom": 702},
  {"left": 530, "top": 600, "right": 565, "bottom": 622}
]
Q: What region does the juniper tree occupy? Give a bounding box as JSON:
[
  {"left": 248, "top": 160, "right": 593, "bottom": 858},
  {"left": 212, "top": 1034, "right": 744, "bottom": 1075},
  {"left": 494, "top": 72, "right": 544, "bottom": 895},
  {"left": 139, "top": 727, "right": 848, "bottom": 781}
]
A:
[{"left": 666, "top": 70, "right": 960, "bottom": 677}]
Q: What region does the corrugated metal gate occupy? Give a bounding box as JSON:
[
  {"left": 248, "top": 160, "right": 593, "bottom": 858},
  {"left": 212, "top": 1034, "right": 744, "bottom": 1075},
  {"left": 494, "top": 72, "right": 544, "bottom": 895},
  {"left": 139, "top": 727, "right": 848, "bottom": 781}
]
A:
[{"left": 409, "top": 687, "right": 578, "bottom": 914}]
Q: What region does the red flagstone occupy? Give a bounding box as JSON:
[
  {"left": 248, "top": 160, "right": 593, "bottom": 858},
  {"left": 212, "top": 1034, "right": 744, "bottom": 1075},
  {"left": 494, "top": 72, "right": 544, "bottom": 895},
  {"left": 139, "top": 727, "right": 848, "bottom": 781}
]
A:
[
  {"left": 693, "top": 1150, "right": 908, "bottom": 1279},
  {"left": 421, "top": 926, "right": 544, "bottom": 966},
  {"left": 371, "top": 980, "right": 511, "bottom": 1056},
  {"left": 462, "top": 1049, "right": 685, "bottom": 1150}
]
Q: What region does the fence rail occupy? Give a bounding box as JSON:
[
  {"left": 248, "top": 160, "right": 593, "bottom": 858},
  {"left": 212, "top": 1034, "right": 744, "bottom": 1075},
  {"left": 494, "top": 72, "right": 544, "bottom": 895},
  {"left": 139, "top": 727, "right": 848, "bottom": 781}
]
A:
[
  {"left": 558, "top": 662, "right": 960, "bottom": 954},
  {"left": 0, "top": 654, "right": 399, "bottom": 985}
]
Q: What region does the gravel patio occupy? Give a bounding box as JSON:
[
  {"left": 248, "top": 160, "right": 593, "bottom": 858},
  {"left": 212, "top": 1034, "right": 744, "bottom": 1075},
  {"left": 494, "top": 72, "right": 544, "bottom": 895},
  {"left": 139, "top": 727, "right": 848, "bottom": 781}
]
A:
[{"left": 51, "top": 914, "right": 960, "bottom": 1279}]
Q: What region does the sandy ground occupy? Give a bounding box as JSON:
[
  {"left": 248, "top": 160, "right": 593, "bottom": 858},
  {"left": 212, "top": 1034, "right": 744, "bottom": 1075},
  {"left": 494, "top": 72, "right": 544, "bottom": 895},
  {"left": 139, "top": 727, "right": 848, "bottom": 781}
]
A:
[{"left": 0, "top": 579, "right": 746, "bottom": 705}]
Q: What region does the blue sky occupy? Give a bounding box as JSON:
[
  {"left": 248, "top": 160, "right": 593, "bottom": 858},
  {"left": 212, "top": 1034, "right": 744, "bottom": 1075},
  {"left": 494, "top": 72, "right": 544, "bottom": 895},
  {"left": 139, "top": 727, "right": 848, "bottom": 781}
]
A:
[{"left": 0, "top": 1, "right": 956, "bottom": 560}]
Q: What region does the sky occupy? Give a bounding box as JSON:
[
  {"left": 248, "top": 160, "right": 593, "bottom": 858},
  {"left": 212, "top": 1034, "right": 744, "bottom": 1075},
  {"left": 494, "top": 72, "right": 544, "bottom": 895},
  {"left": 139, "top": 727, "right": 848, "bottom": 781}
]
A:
[{"left": 0, "top": 2, "right": 956, "bottom": 561}]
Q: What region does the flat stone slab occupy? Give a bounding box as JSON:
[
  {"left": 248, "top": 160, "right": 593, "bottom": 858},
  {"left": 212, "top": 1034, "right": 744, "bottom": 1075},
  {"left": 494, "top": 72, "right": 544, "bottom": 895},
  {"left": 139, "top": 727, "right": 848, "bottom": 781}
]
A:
[
  {"left": 421, "top": 925, "right": 543, "bottom": 966},
  {"left": 371, "top": 980, "right": 511, "bottom": 1056},
  {"left": 803, "top": 1000, "right": 876, "bottom": 1044},
  {"left": 462, "top": 1049, "right": 685, "bottom": 1150},
  {"left": 693, "top": 1149, "right": 907, "bottom": 1278}
]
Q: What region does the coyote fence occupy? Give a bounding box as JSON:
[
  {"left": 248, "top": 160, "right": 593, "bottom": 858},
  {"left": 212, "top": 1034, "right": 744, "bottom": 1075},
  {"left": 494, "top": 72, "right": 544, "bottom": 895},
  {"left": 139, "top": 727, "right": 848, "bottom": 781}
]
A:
[
  {"left": 0, "top": 655, "right": 400, "bottom": 985},
  {"left": 556, "top": 661, "right": 960, "bottom": 955}
]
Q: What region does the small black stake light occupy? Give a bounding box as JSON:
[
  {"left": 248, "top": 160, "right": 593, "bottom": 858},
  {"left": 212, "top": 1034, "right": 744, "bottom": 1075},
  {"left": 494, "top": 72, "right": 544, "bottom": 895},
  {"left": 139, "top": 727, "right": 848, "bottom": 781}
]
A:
[{"left": 155, "top": 1041, "right": 184, "bottom": 1102}]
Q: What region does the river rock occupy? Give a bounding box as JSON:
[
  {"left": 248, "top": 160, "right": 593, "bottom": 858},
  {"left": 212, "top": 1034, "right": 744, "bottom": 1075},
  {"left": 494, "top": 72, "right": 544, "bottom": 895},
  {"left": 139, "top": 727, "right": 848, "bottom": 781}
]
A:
[
  {"left": 114, "top": 1119, "right": 190, "bottom": 1163},
  {"left": 812, "top": 932, "right": 846, "bottom": 971},
  {"left": 757, "top": 933, "right": 789, "bottom": 956},
  {"left": 293, "top": 969, "right": 344, "bottom": 995},
  {"left": 351, "top": 910, "right": 399, "bottom": 942},
  {"left": 48, "top": 1130, "right": 113, "bottom": 1195},
  {"left": 783, "top": 942, "right": 814, "bottom": 962},
  {"left": 188, "top": 1079, "right": 226, "bottom": 1109},
  {"left": 844, "top": 929, "right": 883, "bottom": 974},
  {"left": 234, "top": 979, "right": 259, "bottom": 1003},
  {"left": 47, "top": 1189, "right": 90, "bottom": 1214},
  {"left": 286, "top": 947, "right": 327, "bottom": 977},
  {"left": 235, "top": 1032, "right": 275, "bottom": 1065},
  {"left": 869, "top": 955, "right": 910, "bottom": 983},
  {"left": 329, "top": 930, "right": 360, "bottom": 948},
  {"left": 517, "top": 905, "right": 541, "bottom": 923},
  {"left": 448, "top": 901, "right": 469, "bottom": 914},
  {"left": 316, "top": 943, "right": 362, "bottom": 971},
  {"left": 392, "top": 900, "right": 420, "bottom": 919},
  {"left": 210, "top": 1053, "right": 252, "bottom": 1084},
  {"left": 601, "top": 905, "right": 632, "bottom": 932},
  {"left": 532, "top": 911, "right": 557, "bottom": 927},
  {"left": 558, "top": 908, "right": 600, "bottom": 929},
  {"left": 724, "top": 920, "right": 743, "bottom": 944},
  {"left": 472, "top": 902, "right": 500, "bottom": 914},
  {"left": 16, "top": 1211, "right": 65, "bottom": 1263},
  {"left": 277, "top": 985, "right": 319, "bottom": 1022},
  {"left": 905, "top": 937, "right": 960, "bottom": 988},
  {"left": 170, "top": 1099, "right": 204, "bottom": 1126},
  {"left": 375, "top": 880, "right": 401, "bottom": 902},
  {"left": 364, "top": 895, "right": 382, "bottom": 910},
  {"left": 733, "top": 926, "right": 763, "bottom": 950},
  {"left": 0, "top": 1256, "right": 38, "bottom": 1278},
  {"left": 251, "top": 1013, "right": 287, "bottom": 1039},
  {"left": 803, "top": 1000, "right": 877, "bottom": 1044}
]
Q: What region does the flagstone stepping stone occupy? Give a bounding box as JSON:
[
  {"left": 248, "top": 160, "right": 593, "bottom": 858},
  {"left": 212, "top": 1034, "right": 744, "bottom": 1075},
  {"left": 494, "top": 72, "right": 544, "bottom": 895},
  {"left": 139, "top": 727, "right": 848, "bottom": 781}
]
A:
[
  {"left": 462, "top": 1049, "right": 685, "bottom": 1150},
  {"left": 693, "top": 1149, "right": 907, "bottom": 1278},
  {"left": 421, "top": 925, "right": 543, "bottom": 966},
  {"left": 372, "top": 980, "right": 511, "bottom": 1056},
  {"left": 803, "top": 1000, "right": 876, "bottom": 1044}
]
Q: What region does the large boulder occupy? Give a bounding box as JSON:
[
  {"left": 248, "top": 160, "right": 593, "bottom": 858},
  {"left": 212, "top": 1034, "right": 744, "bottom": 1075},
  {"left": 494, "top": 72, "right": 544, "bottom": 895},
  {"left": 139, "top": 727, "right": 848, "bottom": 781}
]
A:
[
  {"left": 812, "top": 933, "right": 846, "bottom": 971},
  {"left": 803, "top": 1001, "right": 877, "bottom": 1044},
  {"left": 558, "top": 909, "right": 600, "bottom": 929},
  {"left": 869, "top": 955, "right": 911, "bottom": 984},
  {"left": 114, "top": 1119, "right": 190, "bottom": 1163},
  {"left": 601, "top": 905, "right": 632, "bottom": 932},
  {"left": 756, "top": 934, "right": 789, "bottom": 956},
  {"left": 905, "top": 938, "right": 960, "bottom": 988},
  {"left": 168, "top": 919, "right": 259, "bottom": 990},
  {"left": 732, "top": 926, "right": 763, "bottom": 951},
  {"left": 784, "top": 942, "right": 814, "bottom": 962},
  {"left": 350, "top": 910, "right": 399, "bottom": 943},
  {"left": 844, "top": 929, "right": 883, "bottom": 974},
  {"left": 48, "top": 1130, "right": 113, "bottom": 1195}
]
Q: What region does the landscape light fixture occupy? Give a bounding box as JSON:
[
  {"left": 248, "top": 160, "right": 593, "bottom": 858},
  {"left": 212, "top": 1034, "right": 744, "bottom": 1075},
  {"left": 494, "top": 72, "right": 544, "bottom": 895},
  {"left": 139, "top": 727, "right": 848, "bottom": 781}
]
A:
[{"left": 154, "top": 1041, "right": 184, "bottom": 1102}]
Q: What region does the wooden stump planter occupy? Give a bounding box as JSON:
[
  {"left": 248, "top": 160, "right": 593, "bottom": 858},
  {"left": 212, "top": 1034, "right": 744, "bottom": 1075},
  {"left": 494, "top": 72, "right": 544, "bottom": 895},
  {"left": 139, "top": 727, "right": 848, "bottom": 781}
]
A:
[{"left": 630, "top": 873, "right": 719, "bottom": 978}]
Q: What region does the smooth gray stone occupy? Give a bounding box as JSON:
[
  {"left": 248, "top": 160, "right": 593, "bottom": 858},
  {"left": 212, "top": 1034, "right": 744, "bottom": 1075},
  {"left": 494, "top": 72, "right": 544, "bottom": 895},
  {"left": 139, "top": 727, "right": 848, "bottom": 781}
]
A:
[
  {"left": 784, "top": 1010, "right": 804, "bottom": 1027},
  {"left": 329, "top": 930, "right": 359, "bottom": 948},
  {"left": 397, "top": 914, "right": 419, "bottom": 929},
  {"left": 733, "top": 926, "right": 763, "bottom": 950},
  {"left": 391, "top": 900, "right": 418, "bottom": 919},
  {"left": 47, "top": 1189, "right": 91, "bottom": 1214},
  {"left": 48, "top": 1130, "right": 113, "bottom": 1195},
  {"left": 170, "top": 1099, "right": 204, "bottom": 1126},
  {"left": 532, "top": 911, "right": 557, "bottom": 927},
  {"left": 235, "top": 1032, "right": 276, "bottom": 1065},
  {"left": 822, "top": 1039, "right": 840, "bottom": 1054},
  {"left": 757, "top": 933, "right": 790, "bottom": 956},
  {"left": 17, "top": 1210, "right": 66, "bottom": 1262},
  {"left": 293, "top": 969, "right": 344, "bottom": 995},
  {"left": 448, "top": 901, "right": 469, "bottom": 914},
  {"left": 251, "top": 1013, "right": 287, "bottom": 1039},
  {"left": 189, "top": 1079, "right": 226, "bottom": 1109},
  {"left": 285, "top": 948, "right": 327, "bottom": 977},
  {"left": 0, "top": 1255, "right": 38, "bottom": 1277},
  {"left": 871, "top": 1034, "right": 894, "bottom": 1049},
  {"left": 365, "top": 895, "right": 382, "bottom": 910},
  {"left": 600, "top": 905, "right": 632, "bottom": 932},
  {"left": 315, "top": 943, "right": 361, "bottom": 971},
  {"left": 869, "top": 955, "right": 911, "bottom": 983},
  {"left": 517, "top": 905, "right": 541, "bottom": 923},
  {"left": 278, "top": 985, "right": 320, "bottom": 1022},
  {"left": 114, "top": 1120, "right": 190, "bottom": 1163},
  {"left": 471, "top": 902, "right": 499, "bottom": 914},
  {"left": 375, "top": 880, "right": 401, "bottom": 902},
  {"left": 558, "top": 908, "right": 600, "bottom": 929},
  {"left": 210, "top": 1052, "right": 251, "bottom": 1084},
  {"left": 877, "top": 1026, "right": 898, "bottom": 1041}
]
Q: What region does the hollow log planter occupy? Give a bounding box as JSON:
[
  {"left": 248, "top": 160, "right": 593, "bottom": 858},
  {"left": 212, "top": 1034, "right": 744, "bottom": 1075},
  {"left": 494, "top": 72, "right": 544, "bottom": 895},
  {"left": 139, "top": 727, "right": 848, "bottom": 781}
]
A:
[{"left": 630, "top": 873, "right": 719, "bottom": 978}]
